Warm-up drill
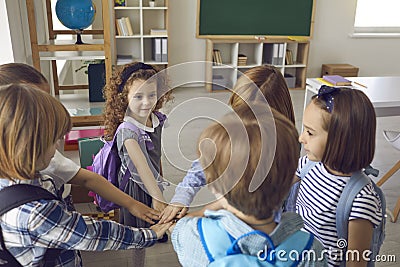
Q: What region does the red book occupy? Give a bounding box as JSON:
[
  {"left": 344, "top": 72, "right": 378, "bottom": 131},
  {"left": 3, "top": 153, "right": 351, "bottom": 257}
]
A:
[
  {"left": 322, "top": 75, "right": 352, "bottom": 86},
  {"left": 65, "top": 128, "right": 104, "bottom": 145}
]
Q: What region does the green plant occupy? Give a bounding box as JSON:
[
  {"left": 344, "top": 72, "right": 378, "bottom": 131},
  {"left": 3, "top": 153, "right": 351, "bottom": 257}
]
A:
[
  {"left": 75, "top": 59, "right": 105, "bottom": 74},
  {"left": 114, "top": 0, "right": 126, "bottom": 7}
]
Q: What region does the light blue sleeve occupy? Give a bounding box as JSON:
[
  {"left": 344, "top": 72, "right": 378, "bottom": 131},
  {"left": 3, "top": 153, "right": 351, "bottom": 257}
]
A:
[
  {"left": 170, "top": 160, "right": 206, "bottom": 206},
  {"left": 171, "top": 216, "right": 209, "bottom": 266}
]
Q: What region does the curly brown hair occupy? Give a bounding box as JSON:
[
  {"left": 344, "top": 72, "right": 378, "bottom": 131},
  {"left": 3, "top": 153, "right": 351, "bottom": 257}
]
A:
[{"left": 103, "top": 62, "right": 172, "bottom": 139}]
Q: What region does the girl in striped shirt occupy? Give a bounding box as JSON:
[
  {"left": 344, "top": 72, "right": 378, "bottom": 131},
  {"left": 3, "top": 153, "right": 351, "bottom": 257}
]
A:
[{"left": 297, "top": 86, "right": 382, "bottom": 266}]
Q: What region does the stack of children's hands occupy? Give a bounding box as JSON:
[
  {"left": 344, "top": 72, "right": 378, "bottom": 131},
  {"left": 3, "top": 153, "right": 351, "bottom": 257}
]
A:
[
  {"left": 159, "top": 202, "right": 189, "bottom": 224},
  {"left": 148, "top": 201, "right": 189, "bottom": 239}
]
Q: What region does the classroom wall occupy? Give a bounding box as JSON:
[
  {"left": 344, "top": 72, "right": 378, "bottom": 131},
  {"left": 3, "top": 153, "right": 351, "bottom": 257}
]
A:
[
  {"left": 168, "top": 0, "right": 400, "bottom": 80},
  {"left": 0, "top": 1, "right": 14, "bottom": 64},
  {"left": 308, "top": 0, "right": 400, "bottom": 77},
  {"left": 6, "top": 0, "right": 400, "bottom": 82}
]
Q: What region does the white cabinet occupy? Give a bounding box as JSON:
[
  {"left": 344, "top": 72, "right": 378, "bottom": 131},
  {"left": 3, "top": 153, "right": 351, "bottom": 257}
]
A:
[
  {"left": 206, "top": 39, "right": 309, "bottom": 92},
  {"left": 114, "top": 0, "right": 168, "bottom": 65}
]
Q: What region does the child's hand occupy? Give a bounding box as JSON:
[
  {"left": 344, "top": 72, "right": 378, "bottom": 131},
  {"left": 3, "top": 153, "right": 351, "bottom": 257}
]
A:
[
  {"left": 150, "top": 221, "right": 174, "bottom": 239},
  {"left": 127, "top": 201, "right": 160, "bottom": 224},
  {"left": 152, "top": 198, "right": 167, "bottom": 213},
  {"left": 159, "top": 203, "right": 188, "bottom": 223}
]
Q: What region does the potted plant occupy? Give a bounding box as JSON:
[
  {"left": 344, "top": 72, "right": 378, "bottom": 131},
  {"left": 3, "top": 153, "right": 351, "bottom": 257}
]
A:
[{"left": 114, "top": 0, "right": 126, "bottom": 7}]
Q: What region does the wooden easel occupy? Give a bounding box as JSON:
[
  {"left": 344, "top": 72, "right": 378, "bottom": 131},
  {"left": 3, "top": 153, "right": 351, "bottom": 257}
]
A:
[
  {"left": 377, "top": 160, "right": 400, "bottom": 223},
  {"left": 26, "top": 0, "right": 112, "bottom": 95}
]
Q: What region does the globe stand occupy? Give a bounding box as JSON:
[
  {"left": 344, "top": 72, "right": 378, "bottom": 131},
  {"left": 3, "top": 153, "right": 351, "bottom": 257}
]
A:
[{"left": 75, "top": 29, "right": 84, "bottom": 44}]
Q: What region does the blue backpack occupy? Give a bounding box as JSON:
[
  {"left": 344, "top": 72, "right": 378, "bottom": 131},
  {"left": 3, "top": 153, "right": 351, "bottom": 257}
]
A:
[
  {"left": 198, "top": 218, "right": 315, "bottom": 266},
  {"left": 285, "top": 160, "right": 386, "bottom": 267}
]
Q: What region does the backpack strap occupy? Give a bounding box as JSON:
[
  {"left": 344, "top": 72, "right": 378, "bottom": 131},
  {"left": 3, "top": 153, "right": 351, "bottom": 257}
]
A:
[
  {"left": 0, "top": 184, "right": 59, "bottom": 267},
  {"left": 276, "top": 230, "right": 315, "bottom": 266},
  {"left": 336, "top": 171, "right": 370, "bottom": 241},
  {"left": 197, "top": 218, "right": 234, "bottom": 262},
  {"left": 153, "top": 111, "right": 167, "bottom": 127},
  {"left": 198, "top": 217, "right": 314, "bottom": 266},
  {"left": 0, "top": 184, "right": 57, "bottom": 214},
  {"left": 299, "top": 160, "right": 318, "bottom": 180},
  {"left": 283, "top": 160, "right": 317, "bottom": 212},
  {"left": 113, "top": 121, "right": 142, "bottom": 191}
]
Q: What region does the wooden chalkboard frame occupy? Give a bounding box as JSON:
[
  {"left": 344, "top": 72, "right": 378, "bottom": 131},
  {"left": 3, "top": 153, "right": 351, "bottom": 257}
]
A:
[{"left": 196, "top": 0, "right": 315, "bottom": 40}]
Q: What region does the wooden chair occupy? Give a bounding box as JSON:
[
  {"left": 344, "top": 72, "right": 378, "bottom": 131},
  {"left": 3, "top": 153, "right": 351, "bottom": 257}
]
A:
[{"left": 376, "top": 130, "right": 400, "bottom": 222}]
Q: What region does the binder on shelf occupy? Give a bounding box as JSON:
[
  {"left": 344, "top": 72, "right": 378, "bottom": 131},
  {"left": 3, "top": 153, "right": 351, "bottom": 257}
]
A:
[
  {"left": 278, "top": 44, "right": 285, "bottom": 65},
  {"left": 272, "top": 44, "right": 280, "bottom": 65},
  {"left": 152, "top": 38, "right": 162, "bottom": 62},
  {"left": 161, "top": 38, "right": 168, "bottom": 62}
]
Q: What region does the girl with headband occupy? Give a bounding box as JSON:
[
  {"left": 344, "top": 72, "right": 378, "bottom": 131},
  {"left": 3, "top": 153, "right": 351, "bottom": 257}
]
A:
[{"left": 103, "top": 62, "right": 172, "bottom": 266}]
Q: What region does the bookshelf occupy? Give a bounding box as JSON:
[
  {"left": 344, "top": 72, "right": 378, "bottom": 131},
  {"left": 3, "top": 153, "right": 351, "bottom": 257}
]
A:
[
  {"left": 26, "top": 0, "right": 112, "bottom": 96},
  {"left": 205, "top": 39, "right": 310, "bottom": 92},
  {"left": 113, "top": 0, "right": 168, "bottom": 66}
]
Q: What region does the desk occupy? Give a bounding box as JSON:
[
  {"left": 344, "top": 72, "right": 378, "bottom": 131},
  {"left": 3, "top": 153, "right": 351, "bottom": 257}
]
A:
[
  {"left": 69, "top": 107, "right": 104, "bottom": 127},
  {"left": 305, "top": 77, "right": 400, "bottom": 117},
  {"left": 57, "top": 92, "right": 104, "bottom": 127}
]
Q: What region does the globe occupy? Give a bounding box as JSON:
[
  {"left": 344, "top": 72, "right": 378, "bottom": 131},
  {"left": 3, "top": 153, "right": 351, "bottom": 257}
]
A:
[{"left": 56, "top": 0, "right": 96, "bottom": 44}]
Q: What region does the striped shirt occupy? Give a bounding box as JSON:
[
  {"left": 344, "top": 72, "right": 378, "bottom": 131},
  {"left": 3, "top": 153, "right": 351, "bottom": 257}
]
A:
[
  {"left": 0, "top": 177, "right": 157, "bottom": 267},
  {"left": 295, "top": 156, "right": 382, "bottom": 266}
]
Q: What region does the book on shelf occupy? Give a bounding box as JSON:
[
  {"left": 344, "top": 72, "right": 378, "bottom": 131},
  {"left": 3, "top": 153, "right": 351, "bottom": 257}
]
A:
[
  {"left": 150, "top": 28, "right": 167, "bottom": 36},
  {"left": 116, "top": 18, "right": 127, "bottom": 36},
  {"left": 213, "top": 49, "right": 222, "bottom": 66},
  {"left": 285, "top": 49, "right": 294, "bottom": 65},
  {"left": 322, "top": 75, "right": 352, "bottom": 86},
  {"left": 237, "top": 54, "right": 247, "bottom": 66},
  {"left": 124, "top": 17, "right": 134, "bottom": 36},
  {"left": 115, "top": 19, "right": 123, "bottom": 36},
  {"left": 117, "top": 55, "right": 134, "bottom": 65},
  {"left": 116, "top": 17, "right": 133, "bottom": 36}
]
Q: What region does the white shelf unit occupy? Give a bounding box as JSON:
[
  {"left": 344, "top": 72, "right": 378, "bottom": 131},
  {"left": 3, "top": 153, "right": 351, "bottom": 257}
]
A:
[
  {"left": 114, "top": 0, "right": 168, "bottom": 65},
  {"left": 206, "top": 39, "right": 310, "bottom": 92}
]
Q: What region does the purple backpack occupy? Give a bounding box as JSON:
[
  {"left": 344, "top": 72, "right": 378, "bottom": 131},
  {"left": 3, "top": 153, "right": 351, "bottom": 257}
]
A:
[
  {"left": 91, "top": 112, "right": 167, "bottom": 213},
  {"left": 91, "top": 122, "right": 138, "bottom": 212}
]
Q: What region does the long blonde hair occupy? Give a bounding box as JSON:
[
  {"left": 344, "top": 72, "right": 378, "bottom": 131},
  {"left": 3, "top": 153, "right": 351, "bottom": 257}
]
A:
[
  {"left": 0, "top": 84, "right": 71, "bottom": 180},
  {"left": 229, "top": 65, "right": 295, "bottom": 124}
]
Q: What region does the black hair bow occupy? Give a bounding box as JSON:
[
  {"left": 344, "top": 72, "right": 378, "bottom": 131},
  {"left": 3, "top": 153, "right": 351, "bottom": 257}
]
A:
[
  {"left": 317, "top": 85, "right": 340, "bottom": 113},
  {"left": 118, "top": 62, "right": 154, "bottom": 93}
]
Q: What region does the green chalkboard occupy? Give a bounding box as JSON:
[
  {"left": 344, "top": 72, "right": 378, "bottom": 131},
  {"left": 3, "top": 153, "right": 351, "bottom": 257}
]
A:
[{"left": 198, "top": 0, "right": 314, "bottom": 37}]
